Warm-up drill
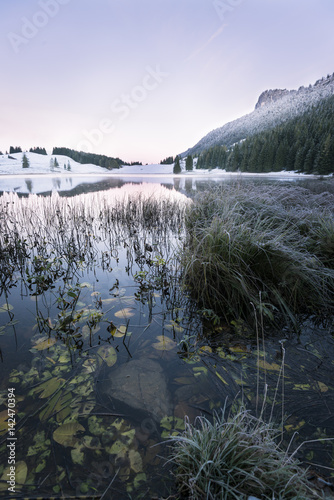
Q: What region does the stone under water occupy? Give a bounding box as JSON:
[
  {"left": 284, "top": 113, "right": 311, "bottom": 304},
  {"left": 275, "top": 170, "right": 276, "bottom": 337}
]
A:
[{"left": 104, "top": 358, "right": 172, "bottom": 422}]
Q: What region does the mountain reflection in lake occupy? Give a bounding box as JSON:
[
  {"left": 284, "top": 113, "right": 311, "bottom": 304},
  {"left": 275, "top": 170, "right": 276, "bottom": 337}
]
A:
[{"left": 0, "top": 180, "right": 334, "bottom": 498}]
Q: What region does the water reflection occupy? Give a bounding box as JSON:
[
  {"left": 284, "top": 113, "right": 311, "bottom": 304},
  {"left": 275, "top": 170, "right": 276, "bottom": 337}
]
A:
[
  {"left": 0, "top": 179, "right": 333, "bottom": 498},
  {"left": 0, "top": 172, "right": 323, "bottom": 197}
]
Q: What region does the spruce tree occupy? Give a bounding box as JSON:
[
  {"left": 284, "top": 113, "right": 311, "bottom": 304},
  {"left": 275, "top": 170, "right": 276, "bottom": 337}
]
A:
[
  {"left": 185, "top": 155, "right": 193, "bottom": 171},
  {"left": 22, "top": 153, "right": 29, "bottom": 168},
  {"left": 173, "top": 156, "right": 181, "bottom": 174}
]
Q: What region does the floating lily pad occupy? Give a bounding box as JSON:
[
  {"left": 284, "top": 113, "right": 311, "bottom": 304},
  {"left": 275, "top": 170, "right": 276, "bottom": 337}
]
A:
[
  {"left": 71, "top": 444, "right": 85, "bottom": 464},
  {"left": 114, "top": 307, "right": 135, "bottom": 318},
  {"left": 152, "top": 335, "right": 175, "bottom": 351},
  {"left": 0, "top": 461, "right": 27, "bottom": 491},
  {"left": 31, "top": 377, "right": 64, "bottom": 399},
  {"left": 32, "top": 337, "right": 57, "bottom": 351},
  {"left": 165, "top": 320, "right": 184, "bottom": 333},
  {"left": 97, "top": 345, "right": 117, "bottom": 367},
  {"left": 53, "top": 422, "right": 85, "bottom": 447},
  {"left": 0, "top": 303, "right": 13, "bottom": 313}
]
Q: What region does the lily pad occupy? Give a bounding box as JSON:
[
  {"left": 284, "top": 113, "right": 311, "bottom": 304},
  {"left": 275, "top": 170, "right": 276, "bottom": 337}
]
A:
[
  {"left": 53, "top": 422, "right": 85, "bottom": 447},
  {"left": 114, "top": 307, "right": 135, "bottom": 318},
  {"left": 0, "top": 461, "right": 27, "bottom": 491},
  {"left": 33, "top": 337, "right": 57, "bottom": 351},
  {"left": 0, "top": 303, "right": 14, "bottom": 313},
  {"left": 152, "top": 335, "right": 175, "bottom": 351},
  {"left": 97, "top": 345, "right": 117, "bottom": 367}
]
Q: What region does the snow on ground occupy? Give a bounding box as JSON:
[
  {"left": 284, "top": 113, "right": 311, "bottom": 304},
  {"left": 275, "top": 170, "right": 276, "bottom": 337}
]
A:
[
  {"left": 0, "top": 152, "right": 107, "bottom": 175},
  {"left": 0, "top": 153, "right": 317, "bottom": 178},
  {"left": 0, "top": 151, "right": 322, "bottom": 197}
]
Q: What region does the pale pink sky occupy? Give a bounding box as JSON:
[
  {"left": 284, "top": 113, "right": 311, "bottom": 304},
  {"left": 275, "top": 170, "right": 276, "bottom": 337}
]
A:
[{"left": 1, "top": 0, "right": 334, "bottom": 163}]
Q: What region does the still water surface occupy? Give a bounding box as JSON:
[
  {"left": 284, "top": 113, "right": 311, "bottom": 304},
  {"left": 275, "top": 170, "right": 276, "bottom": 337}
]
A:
[{"left": 0, "top": 176, "right": 333, "bottom": 498}]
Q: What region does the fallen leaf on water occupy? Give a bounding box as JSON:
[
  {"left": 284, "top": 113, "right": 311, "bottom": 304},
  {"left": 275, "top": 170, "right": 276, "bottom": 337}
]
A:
[
  {"left": 152, "top": 335, "right": 176, "bottom": 351},
  {"left": 53, "top": 422, "right": 85, "bottom": 447}
]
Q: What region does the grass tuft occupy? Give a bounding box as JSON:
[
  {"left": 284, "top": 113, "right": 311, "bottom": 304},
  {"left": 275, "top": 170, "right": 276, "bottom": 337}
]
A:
[
  {"left": 169, "top": 405, "right": 312, "bottom": 499},
  {"left": 182, "top": 183, "right": 334, "bottom": 327}
]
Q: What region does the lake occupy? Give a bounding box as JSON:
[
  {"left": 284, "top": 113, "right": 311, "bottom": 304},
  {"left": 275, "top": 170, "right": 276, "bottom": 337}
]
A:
[{"left": 0, "top": 174, "right": 333, "bottom": 498}]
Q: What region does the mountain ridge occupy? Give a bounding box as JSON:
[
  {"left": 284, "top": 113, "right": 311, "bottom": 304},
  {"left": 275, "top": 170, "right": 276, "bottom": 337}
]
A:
[{"left": 182, "top": 73, "right": 334, "bottom": 157}]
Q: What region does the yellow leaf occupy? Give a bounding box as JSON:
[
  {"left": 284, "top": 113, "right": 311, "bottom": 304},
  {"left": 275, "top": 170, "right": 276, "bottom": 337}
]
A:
[
  {"left": 199, "top": 345, "right": 212, "bottom": 354},
  {"left": 33, "top": 337, "right": 57, "bottom": 351},
  {"left": 215, "top": 371, "right": 228, "bottom": 385},
  {"left": 257, "top": 360, "right": 281, "bottom": 371},
  {"left": 293, "top": 384, "right": 311, "bottom": 391},
  {"left": 152, "top": 335, "right": 176, "bottom": 351},
  {"left": 284, "top": 420, "right": 305, "bottom": 432},
  {"left": 114, "top": 325, "right": 127, "bottom": 337},
  {"left": 114, "top": 308, "right": 135, "bottom": 318},
  {"left": 129, "top": 449, "right": 142, "bottom": 473},
  {"left": 318, "top": 381, "right": 328, "bottom": 393},
  {"left": 229, "top": 344, "right": 250, "bottom": 353},
  {"left": 53, "top": 422, "right": 85, "bottom": 447},
  {"left": 174, "top": 377, "right": 194, "bottom": 385}
]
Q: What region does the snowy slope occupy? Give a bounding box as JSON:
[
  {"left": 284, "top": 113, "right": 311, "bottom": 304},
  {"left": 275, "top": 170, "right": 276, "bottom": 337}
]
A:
[
  {"left": 183, "top": 74, "right": 334, "bottom": 156},
  {"left": 0, "top": 152, "right": 108, "bottom": 175}
]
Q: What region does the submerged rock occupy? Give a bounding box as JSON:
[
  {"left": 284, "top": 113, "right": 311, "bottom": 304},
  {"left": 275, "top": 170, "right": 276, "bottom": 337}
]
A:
[{"left": 104, "top": 358, "right": 172, "bottom": 422}]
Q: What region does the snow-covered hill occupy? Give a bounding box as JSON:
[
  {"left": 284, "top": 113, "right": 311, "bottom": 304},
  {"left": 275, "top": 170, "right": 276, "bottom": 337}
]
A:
[
  {"left": 183, "top": 73, "right": 334, "bottom": 157},
  {"left": 0, "top": 152, "right": 109, "bottom": 175}
]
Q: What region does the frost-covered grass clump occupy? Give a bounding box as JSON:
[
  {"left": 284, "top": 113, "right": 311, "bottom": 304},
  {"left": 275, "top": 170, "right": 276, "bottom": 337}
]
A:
[
  {"left": 169, "top": 407, "right": 312, "bottom": 499},
  {"left": 182, "top": 183, "right": 334, "bottom": 327}
]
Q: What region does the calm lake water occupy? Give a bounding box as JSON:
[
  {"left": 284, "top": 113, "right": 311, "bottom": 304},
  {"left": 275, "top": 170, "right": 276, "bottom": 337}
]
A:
[{"left": 0, "top": 175, "right": 333, "bottom": 498}]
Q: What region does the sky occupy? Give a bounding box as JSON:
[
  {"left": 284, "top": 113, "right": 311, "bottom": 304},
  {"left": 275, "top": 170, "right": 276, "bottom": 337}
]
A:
[{"left": 1, "top": 0, "right": 334, "bottom": 164}]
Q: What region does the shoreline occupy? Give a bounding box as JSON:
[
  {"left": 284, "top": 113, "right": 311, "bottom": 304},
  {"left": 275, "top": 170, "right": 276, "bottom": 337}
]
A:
[{"left": 0, "top": 170, "right": 324, "bottom": 180}]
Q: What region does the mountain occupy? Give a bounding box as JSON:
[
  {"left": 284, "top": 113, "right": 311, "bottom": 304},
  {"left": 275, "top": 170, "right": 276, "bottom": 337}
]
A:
[{"left": 182, "top": 73, "right": 334, "bottom": 157}]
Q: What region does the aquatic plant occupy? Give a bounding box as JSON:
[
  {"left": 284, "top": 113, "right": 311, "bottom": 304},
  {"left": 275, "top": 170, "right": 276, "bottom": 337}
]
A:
[{"left": 169, "top": 406, "right": 313, "bottom": 499}]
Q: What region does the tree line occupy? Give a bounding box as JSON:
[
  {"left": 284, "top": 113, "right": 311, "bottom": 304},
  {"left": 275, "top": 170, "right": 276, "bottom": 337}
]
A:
[
  {"left": 195, "top": 94, "right": 334, "bottom": 175},
  {"left": 52, "top": 147, "right": 125, "bottom": 170}
]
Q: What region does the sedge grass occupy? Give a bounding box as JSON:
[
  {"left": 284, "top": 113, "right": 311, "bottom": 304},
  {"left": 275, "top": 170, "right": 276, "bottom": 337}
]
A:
[
  {"left": 169, "top": 406, "right": 313, "bottom": 500},
  {"left": 182, "top": 184, "right": 334, "bottom": 327}
]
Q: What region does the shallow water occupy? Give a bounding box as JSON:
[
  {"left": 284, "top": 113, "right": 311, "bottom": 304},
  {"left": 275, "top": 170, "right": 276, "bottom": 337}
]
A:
[{"left": 0, "top": 179, "right": 333, "bottom": 498}]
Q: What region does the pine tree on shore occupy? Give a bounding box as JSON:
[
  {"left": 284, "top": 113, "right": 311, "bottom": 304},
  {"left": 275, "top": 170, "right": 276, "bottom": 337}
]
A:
[{"left": 173, "top": 156, "right": 181, "bottom": 174}]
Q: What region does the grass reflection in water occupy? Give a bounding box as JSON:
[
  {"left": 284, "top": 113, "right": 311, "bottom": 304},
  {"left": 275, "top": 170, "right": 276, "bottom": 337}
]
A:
[{"left": 0, "top": 181, "right": 334, "bottom": 498}]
